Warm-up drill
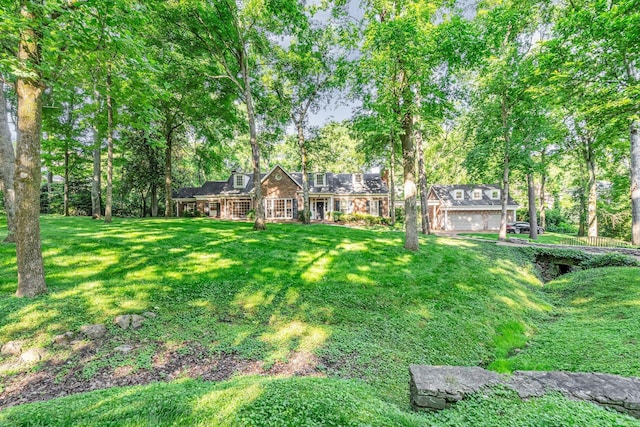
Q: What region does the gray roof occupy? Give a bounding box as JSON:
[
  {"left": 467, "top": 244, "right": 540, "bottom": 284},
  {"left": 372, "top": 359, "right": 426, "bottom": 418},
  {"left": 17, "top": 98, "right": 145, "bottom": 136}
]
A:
[
  {"left": 175, "top": 169, "right": 389, "bottom": 198},
  {"left": 430, "top": 184, "right": 519, "bottom": 207},
  {"left": 174, "top": 187, "right": 199, "bottom": 199},
  {"left": 289, "top": 172, "right": 388, "bottom": 194}
]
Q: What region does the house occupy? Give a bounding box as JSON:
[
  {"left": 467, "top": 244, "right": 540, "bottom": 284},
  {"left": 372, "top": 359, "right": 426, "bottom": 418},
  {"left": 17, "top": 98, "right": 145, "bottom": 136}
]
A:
[
  {"left": 173, "top": 165, "right": 390, "bottom": 220},
  {"left": 427, "top": 184, "right": 519, "bottom": 231}
]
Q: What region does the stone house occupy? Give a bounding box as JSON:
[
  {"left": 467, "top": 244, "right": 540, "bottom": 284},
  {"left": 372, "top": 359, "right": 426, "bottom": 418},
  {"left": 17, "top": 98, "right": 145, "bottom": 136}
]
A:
[
  {"left": 173, "top": 165, "right": 390, "bottom": 221},
  {"left": 427, "top": 184, "right": 519, "bottom": 231}
]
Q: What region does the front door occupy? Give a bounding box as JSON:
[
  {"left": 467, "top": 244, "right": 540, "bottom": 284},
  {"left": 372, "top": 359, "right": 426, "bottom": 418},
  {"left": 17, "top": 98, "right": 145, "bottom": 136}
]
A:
[{"left": 317, "top": 201, "right": 325, "bottom": 220}]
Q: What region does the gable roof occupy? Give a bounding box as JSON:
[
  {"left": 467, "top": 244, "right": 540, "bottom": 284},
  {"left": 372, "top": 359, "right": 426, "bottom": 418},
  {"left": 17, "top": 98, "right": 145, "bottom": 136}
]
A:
[
  {"left": 177, "top": 167, "right": 389, "bottom": 199},
  {"left": 429, "top": 184, "right": 519, "bottom": 207}
]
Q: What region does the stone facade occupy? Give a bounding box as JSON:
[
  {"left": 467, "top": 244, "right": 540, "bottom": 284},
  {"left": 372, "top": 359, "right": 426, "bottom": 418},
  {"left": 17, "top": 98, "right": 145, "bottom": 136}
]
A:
[{"left": 409, "top": 365, "right": 640, "bottom": 419}]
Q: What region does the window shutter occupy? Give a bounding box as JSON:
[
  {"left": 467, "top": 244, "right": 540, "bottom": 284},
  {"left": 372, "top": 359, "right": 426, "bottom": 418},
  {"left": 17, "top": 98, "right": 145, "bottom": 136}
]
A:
[{"left": 293, "top": 198, "right": 298, "bottom": 218}]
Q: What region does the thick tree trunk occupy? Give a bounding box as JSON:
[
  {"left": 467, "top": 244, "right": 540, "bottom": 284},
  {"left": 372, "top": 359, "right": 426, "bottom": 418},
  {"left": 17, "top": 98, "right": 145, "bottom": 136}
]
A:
[
  {"left": 241, "top": 52, "right": 265, "bottom": 231},
  {"left": 416, "top": 129, "right": 429, "bottom": 235},
  {"left": 104, "top": 70, "right": 113, "bottom": 223},
  {"left": 0, "top": 83, "right": 17, "bottom": 243},
  {"left": 298, "top": 123, "right": 310, "bottom": 224},
  {"left": 586, "top": 156, "right": 597, "bottom": 237},
  {"left": 164, "top": 134, "right": 172, "bottom": 217},
  {"left": 401, "top": 108, "right": 418, "bottom": 251},
  {"left": 15, "top": 3, "right": 47, "bottom": 296},
  {"left": 527, "top": 173, "right": 538, "bottom": 240},
  {"left": 389, "top": 135, "right": 396, "bottom": 225},
  {"left": 630, "top": 120, "right": 640, "bottom": 245}
]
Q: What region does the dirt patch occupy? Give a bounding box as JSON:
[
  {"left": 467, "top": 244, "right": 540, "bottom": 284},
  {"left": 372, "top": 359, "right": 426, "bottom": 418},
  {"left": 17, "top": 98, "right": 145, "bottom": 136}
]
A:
[{"left": 0, "top": 342, "right": 322, "bottom": 410}]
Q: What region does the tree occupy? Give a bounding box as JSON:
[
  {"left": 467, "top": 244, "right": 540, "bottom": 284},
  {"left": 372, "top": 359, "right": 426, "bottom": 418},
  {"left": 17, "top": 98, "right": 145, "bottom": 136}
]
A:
[
  {"left": 271, "top": 18, "right": 350, "bottom": 224},
  {"left": 0, "top": 81, "right": 16, "bottom": 242}
]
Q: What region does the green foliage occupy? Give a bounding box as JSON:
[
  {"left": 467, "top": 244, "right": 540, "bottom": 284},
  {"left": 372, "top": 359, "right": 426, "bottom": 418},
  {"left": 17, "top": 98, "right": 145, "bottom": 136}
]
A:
[
  {"left": 246, "top": 209, "right": 256, "bottom": 221},
  {"left": 520, "top": 246, "right": 640, "bottom": 269},
  {"left": 338, "top": 212, "right": 386, "bottom": 226},
  {"left": 544, "top": 208, "right": 577, "bottom": 234}
]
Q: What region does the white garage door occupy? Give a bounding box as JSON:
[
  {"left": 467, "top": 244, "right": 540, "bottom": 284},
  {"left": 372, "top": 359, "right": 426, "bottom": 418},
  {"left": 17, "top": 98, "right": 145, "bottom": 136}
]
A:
[
  {"left": 448, "top": 213, "right": 484, "bottom": 231},
  {"left": 487, "top": 214, "right": 502, "bottom": 230}
]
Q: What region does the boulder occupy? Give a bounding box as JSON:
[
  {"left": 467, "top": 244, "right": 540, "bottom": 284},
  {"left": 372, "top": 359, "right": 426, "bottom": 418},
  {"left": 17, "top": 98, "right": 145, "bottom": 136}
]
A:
[
  {"left": 1, "top": 341, "right": 23, "bottom": 356},
  {"left": 53, "top": 331, "right": 76, "bottom": 345},
  {"left": 130, "top": 315, "right": 145, "bottom": 329},
  {"left": 143, "top": 311, "right": 157, "bottom": 318},
  {"left": 80, "top": 324, "right": 107, "bottom": 339},
  {"left": 114, "top": 315, "right": 132, "bottom": 329},
  {"left": 114, "top": 344, "right": 134, "bottom": 354},
  {"left": 20, "top": 348, "right": 45, "bottom": 363}
]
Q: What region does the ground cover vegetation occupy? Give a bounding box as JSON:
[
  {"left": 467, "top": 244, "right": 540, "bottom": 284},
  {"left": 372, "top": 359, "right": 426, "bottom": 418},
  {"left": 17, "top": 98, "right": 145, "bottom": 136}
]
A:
[{"left": 0, "top": 217, "right": 639, "bottom": 425}]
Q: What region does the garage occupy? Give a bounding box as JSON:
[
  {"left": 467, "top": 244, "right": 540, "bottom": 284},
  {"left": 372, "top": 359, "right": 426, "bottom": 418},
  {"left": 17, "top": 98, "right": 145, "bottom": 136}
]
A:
[
  {"left": 448, "top": 213, "right": 484, "bottom": 231},
  {"left": 486, "top": 213, "right": 502, "bottom": 230}
]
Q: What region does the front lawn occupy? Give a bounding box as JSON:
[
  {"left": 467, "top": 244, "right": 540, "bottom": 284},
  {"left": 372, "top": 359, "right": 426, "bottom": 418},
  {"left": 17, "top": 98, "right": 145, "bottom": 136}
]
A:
[{"left": 0, "top": 216, "right": 638, "bottom": 425}]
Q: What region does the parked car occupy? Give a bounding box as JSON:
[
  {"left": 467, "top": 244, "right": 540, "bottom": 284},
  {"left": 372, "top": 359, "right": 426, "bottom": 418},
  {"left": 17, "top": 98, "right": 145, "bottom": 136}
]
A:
[{"left": 507, "top": 221, "right": 544, "bottom": 234}]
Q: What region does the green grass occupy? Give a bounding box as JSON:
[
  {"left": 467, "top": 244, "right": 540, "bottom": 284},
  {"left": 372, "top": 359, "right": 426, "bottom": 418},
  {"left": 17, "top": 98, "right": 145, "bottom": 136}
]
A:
[
  {"left": 459, "top": 232, "right": 574, "bottom": 244},
  {"left": 0, "top": 216, "right": 639, "bottom": 425}
]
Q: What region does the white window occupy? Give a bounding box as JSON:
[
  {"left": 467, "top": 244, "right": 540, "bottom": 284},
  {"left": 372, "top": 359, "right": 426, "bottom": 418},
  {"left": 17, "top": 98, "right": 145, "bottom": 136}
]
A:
[
  {"left": 234, "top": 174, "right": 245, "bottom": 188},
  {"left": 454, "top": 190, "right": 464, "bottom": 200},
  {"left": 265, "top": 198, "right": 293, "bottom": 219},
  {"left": 491, "top": 190, "right": 500, "bottom": 200},
  {"left": 231, "top": 200, "right": 250, "bottom": 218},
  {"left": 354, "top": 174, "right": 363, "bottom": 185},
  {"left": 370, "top": 199, "right": 379, "bottom": 216},
  {"left": 315, "top": 173, "right": 326, "bottom": 187},
  {"left": 472, "top": 189, "right": 482, "bottom": 200}
]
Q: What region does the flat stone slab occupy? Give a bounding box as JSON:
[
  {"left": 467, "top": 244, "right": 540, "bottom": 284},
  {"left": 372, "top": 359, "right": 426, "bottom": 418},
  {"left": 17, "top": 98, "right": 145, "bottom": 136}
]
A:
[{"left": 410, "top": 365, "right": 640, "bottom": 418}]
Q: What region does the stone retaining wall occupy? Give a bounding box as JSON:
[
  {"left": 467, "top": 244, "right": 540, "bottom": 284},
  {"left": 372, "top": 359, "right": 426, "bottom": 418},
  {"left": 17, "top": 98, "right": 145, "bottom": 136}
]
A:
[{"left": 410, "top": 365, "right": 640, "bottom": 418}]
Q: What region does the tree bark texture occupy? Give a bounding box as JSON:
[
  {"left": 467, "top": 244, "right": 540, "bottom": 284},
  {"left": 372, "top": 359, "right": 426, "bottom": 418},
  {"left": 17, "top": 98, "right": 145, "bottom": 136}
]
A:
[
  {"left": 164, "top": 135, "right": 173, "bottom": 217},
  {"left": 241, "top": 51, "right": 265, "bottom": 231},
  {"left": 91, "top": 89, "right": 101, "bottom": 219},
  {"left": 499, "top": 153, "right": 510, "bottom": 242},
  {"left": 539, "top": 170, "right": 547, "bottom": 229},
  {"left": 0, "top": 84, "right": 17, "bottom": 242},
  {"left": 104, "top": 70, "right": 113, "bottom": 223},
  {"left": 298, "top": 123, "right": 310, "bottom": 224},
  {"left": 586, "top": 155, "right": 597, "bottom": 237},
  {"left": 401, "top": 108, "right": 418, "bottom": 251},
  {"left": 389, "top": 135, "right": 396, "bottom": 226},
  {"left": 15, "top": 2, "right": 47, "bottom": 296},
  {"left": 416, "top": 129, "right": 429, "bottom": 235},
  {"left": 527, "top": 173, "right": 538, "bottom": 240},
  {"left": 630, "top": 120, "right": 640, "bottom": 245}
]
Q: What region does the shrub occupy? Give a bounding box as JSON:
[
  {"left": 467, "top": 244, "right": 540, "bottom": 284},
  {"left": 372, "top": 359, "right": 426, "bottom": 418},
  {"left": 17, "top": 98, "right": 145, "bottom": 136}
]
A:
[
  {"left": 246, "top": 209, "right": 256, "bottom": 220},
  {"left": 339, "top": 212, "right": 386, "bottom": 226},
  {"left": 544, "top": 208, "right": 577, "bottom": 234},
  {"left": 332, "top": 211, "right": 343, "bottom": 222}
]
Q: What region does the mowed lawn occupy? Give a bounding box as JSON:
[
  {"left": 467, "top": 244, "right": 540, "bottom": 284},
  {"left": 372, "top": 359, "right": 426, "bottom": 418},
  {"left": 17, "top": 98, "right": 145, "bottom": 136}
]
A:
[{"left": 0, "top": 216, "right": 639, "bottom": 426}]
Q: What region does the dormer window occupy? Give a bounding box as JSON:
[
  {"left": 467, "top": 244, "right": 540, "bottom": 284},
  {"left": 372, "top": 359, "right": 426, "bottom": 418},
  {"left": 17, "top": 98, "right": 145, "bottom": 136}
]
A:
[
  {"left": 454, "top": 190, "right": 464, "bottom": 200},
  {"left": 315, "top": 173, "right": 326, "bottom": 187},
  {"left": 234, "top": 174, "right": 245, "bottom": 189},
  {"left": 472, "top": 189, "right": 482, "bottom": 200},
  {"left": 490, "top": 189, "right": 500, "bottom": 200},
  {"left": 354, "top": 174, "right": 363, "bottom": 185}
]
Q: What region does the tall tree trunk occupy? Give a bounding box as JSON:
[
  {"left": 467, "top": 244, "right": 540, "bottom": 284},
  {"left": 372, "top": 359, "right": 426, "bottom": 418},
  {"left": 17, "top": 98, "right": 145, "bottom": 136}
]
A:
[
  {"left": 389, "top": 134, "right": 396, "bottom": 226},
  {"left": 15, "top": 2, "right": 47, "bottom": 296},
  {"left": 0, "top": 83, "right": 16, "bottom": 242},
  {"left": 241, "top": 51, "right": 265, "bottom": 231},
  {"left": 63, "top": 142, "right": 69, "bottom": 216},
  {"left": 297, "top": 122, "right": 310, "bottom": 224},
  {"left": 151, "top": 184, "right": 158, "bottom": 217},
  {"left": 498, "top": 99, "right": 511, "bottom": 242},
  {"left": 527, "top": 172, "right": 538, "bottom": 240},
  {"left": 586, "top": 155, "right": 597, "bottom": 237},
  {"left": 416, "top": 128, "right": 429, "bottom": 235},
  {"left": 400, "top": 103, "right": 418, "bottom": 251},
  {"left": 91, "top": 88, "right": 101, "bottom": 219},
  {"left": 539, "top": 168, "right": 547, "bottom": 230},
  {"left": 499, "top": 154, "right": 510, "bottom": 242},
  {"left": 104, "top": 69, "right": 113, "bottom": 223},
  {"left": 630, "top": 120, "right": 640, "bottom": 245},
  {"left": 164, "top": 134, "right": 173, "bottom": 217}
]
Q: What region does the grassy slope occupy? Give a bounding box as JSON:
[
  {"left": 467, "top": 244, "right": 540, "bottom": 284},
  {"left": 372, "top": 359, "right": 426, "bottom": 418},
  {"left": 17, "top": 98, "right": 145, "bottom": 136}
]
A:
[
  {"left": 0, "top": 216, "right": 638, "bottom": 425},
  {"left": 459, "top": 232, "right": 574, "bottom": 245},
  {"left": 499, "top": 267, "right": 640, "bottom": 374}
]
